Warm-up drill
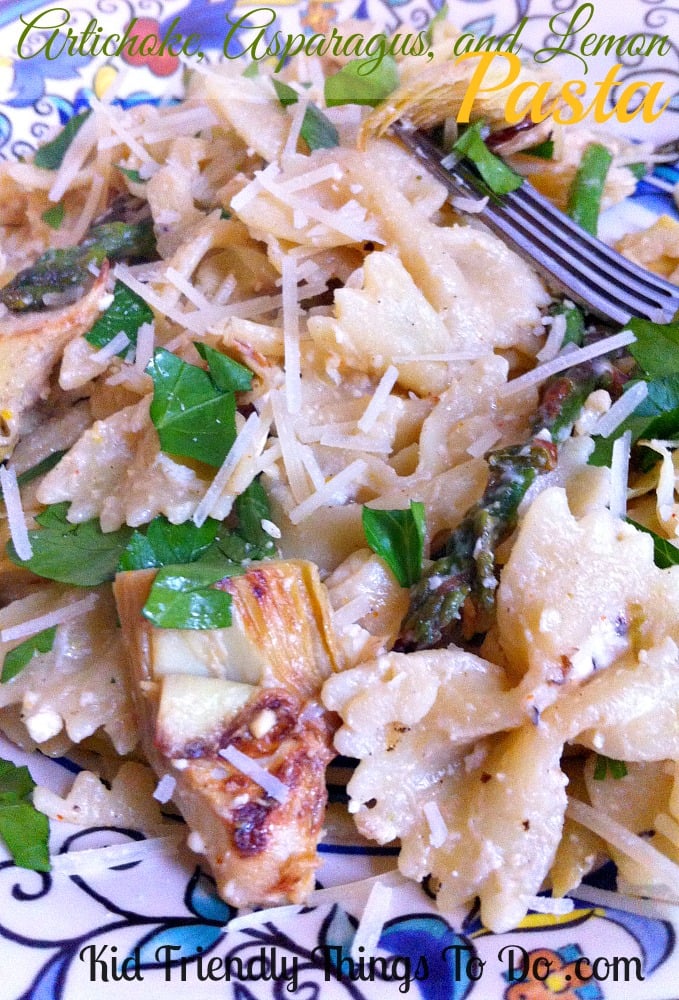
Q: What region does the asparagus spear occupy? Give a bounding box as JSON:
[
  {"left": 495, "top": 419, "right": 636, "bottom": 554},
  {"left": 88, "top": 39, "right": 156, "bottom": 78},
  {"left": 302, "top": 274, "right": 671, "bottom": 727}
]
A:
[
  {"left": 0, "top": 219, "right": 155, "bottom": 311},
  {"left": 395, "top": 343, "right": 627, "bottom": 652}
]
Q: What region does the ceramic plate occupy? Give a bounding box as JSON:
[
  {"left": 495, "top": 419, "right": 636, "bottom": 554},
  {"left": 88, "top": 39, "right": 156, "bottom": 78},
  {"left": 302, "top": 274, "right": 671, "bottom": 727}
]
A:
[{"left": 1, "top": 2, "right": 679, "bottom": 998}]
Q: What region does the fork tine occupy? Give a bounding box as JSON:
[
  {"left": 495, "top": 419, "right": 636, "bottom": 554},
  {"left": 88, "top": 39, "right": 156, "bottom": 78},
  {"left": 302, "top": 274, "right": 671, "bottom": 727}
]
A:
[
  {"left": 393, "top": 124, "right": 679, "bottom": 324},
  {"left": 480, "top": 194, "right": 665, "bottom": 315}
]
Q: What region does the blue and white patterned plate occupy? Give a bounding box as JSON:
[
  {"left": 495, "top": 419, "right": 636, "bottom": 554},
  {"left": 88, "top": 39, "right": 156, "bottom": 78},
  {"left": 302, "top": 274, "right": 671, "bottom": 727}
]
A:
[{"left": 2, "top": 3, "right": 679, "bottom": 999}]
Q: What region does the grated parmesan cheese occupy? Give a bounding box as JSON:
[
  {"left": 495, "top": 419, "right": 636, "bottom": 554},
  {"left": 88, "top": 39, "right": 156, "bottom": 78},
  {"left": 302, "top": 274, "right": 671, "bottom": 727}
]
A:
[
  {"left": 218, "top": 744, "right": 289, "bottom": 803},
  {"left": 90, "top": 331, "right": 130, "bottom": 364},
  {"left": 192, "top": 407, "right": 271, "bottom": 527},
  {"left": 288, "top": 459, "right": 367, "bottom": 525},
  {"left": 566, "top": 797, "right": 679, "bottom": 898},
  {"left": 500, "top": 330, "right": 637, "bottom": 397},
  {"left": 358, "top": 366, "right": 398, "bottom": 433},
  {"left": 350, "top": 880, "right": 393, "bottom": 961},
  {"left": 0, "top": 465, "right": 32, "bottom": 562},
  {"left": 423, "top": 800, "right": 449, "bottom": 848},
  {"left": 609, "top": 429, "right": 632, "bottom": 520},
  {"left": 152, "top": 774, "right": 177, "bottom": 804},
  {"left": 0, "top": 592, "right": 98, "bottom": 644},
  {"left": 536, "top": 312, "right": 567, "bottom": 362},
  {"left": 281, "top": 254, "right": 302, "bottom": 414},
  {"left": 590, "top": 380, "right": 648, "bottom": 438}
]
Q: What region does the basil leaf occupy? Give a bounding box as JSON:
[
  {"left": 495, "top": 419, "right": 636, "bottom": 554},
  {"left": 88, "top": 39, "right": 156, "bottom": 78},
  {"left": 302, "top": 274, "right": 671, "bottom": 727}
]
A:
[
  {"left": 34, "top": 111, "right": 91, "bottom": 170},
  {"left": 41, "top": 203, "right": 65, "bottom": 230},
  {"left": 593, "top": 754, "right": 628, "bottom": 781},
  {"left": 453, "top": 121, "right": 522, "bottom": 195},
  {"left": 626, "top": 516, "right": 679, "bottom": 569},
  {"left": 272, "top": 79, "right": 339, "bottom": 151},
  {"left": 566, "top": 142, "right": 613, "bottom": 236},
  {"left": 147, "top": 348, "right": 237, "bottom": 467},
  {"left": 142, "top": 564, "right": 233, "bottom": 629},
  {"left": 85, "top": 281, "right": 153, "bottom": 353},
  {"left": 0, "top": 759, "right": 50, "bottom": 871},
  {"left": 194, "top": 342, "right": 253, "bottom": 392},
  {"left": 362, "top": 501, "right": 426, "bottom": 588},
  {"left": 2, "top": 627, "right": 56, "bottom": 683},
  {"left": 6, "top": 503, "right": 133, "bottom": 586},
  {"left": 325, "top": 57, "right": 399, "bottom": 108},
  {"left": 119, "top": 516, "right": 221, "bottom": 572},
  {"left": 628, "top": 317, "right": 679, "bottom": 380}
]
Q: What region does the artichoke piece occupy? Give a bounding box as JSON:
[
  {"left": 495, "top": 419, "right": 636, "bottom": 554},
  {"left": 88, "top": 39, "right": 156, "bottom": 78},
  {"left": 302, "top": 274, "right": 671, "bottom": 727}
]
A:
[
  {"left": 0, "top": 267, "right": 108, "bottom": 463},
  {"left": 113, "top": 560, "right": 342, "bottom": 908}
]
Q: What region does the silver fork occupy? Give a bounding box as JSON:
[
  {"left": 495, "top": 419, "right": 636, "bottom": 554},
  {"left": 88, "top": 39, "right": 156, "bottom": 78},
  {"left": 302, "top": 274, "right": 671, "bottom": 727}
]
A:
[{"left": 392, "top": 123, "right": 679, "bottom": 326}]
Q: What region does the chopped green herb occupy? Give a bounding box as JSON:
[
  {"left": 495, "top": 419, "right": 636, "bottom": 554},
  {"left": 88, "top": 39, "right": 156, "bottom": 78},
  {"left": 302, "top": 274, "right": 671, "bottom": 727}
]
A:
[
  {"left": 2, "top": 627, "right": 56, "bottom": 683},
  {"left": 243, "top": 61, "right": 259, "bottom": 78},
  {"left": 524, "top": 138, "right": 554, "bottom": 160},
  {"left": 628, "top": 316, "right": 679, "bottom": 380},
  {"left": 41, "top": 202, "right": 65, "bottom": 230},
  {"left": 453, "top": 121, "right": 523, "bottom": 195},
  {"left": 34, "top": 111, "right": 91, "bottom": 171},
  {"left": 362, "top": 501, "right": 426, "bottom": 588},
  {"left": 628, "top": 162, "right": 647, "bottom": 181},
  {"left": 118, "top": 478, "right": 277, "bottom": 575},
  {"left": 85, "top": 281, "right": 153, "bottom": 354},
  {"left": 272, "top": 78, "right": 339, "bottom": 151},
  {"left": 593, "top": 754, "right": 628, "bottom": 781},
  {"left": 232, "top": 477, "right": 277, "bottom": 558},
  {"left": 117, "top": 165, "right": 145, "bottom": 184},
  {"left": 549, "top": 300, "right": 585, "bottom": 348},
  {"left": 324, "top": 57, "right": 399, "bottom": 109},
  {"left": 146, "top": 348, "right": 237, "bottom": 467},
  {"left": 6, "top": 503, "right": 133, "bottom": 587},
  {"left": 566, "top": 142, "right": 613, "bottom": 236},
  {"left": 194, "top": 342, "right": 253, "bottom": 392},
  {"left": 626, "top": 517, "right": 679, "bottom": 569},
  {"left": 0, "top": 758, "right": 50, "bottom": 871},
  {"left": 142, "top": 563, "right": 233, "bottom": 630}
]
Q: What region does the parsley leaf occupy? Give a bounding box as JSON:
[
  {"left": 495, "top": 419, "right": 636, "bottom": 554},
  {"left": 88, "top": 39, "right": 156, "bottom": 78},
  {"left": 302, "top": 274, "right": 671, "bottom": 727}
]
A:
[
  {"left": 452, "top": 121, "right": 523, "bottom": 195},
  {"left": 362, "top": 501, "right": 426, "bottom": 588},
  {"left": 34, "top": 111, "right": 91, "bottom": 170},
  {"left": 2, "top": 627, "right": 56, "bottom": 683},
  {"left": 41, "top": 203, "right": 65, "bottom": 230},
  {"left": 272, "top": 79, "right": 339, "bottom": 151},
  {"left": 142, "top": 563, "right": 234, "bottom": 629},
  {"left": 147, "top": 348, "right": 237, "bottom": 467},
  {"left": 85, "top": 281, "right": 153, "bottom": 354},
  {"left": 566, "top": 142, "right": 613, "bottom": 236},
  {"left": 324, "top": 57, "right": 399, "bottom": 108},
  {"left": 593, "top": 754, "right": 628, "bottom": 780},
  {"left": 0, "top": 759, "right": 50, "bottom": 871},
  {"left": 6, "top": 503, "right": 133, "bottom": 587}
]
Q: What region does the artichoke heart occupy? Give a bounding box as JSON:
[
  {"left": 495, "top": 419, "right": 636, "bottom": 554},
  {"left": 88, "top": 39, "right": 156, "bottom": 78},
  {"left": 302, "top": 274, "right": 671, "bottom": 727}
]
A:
[{"left": 113, "top": 559, "right": 342, "bottom": 908}]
